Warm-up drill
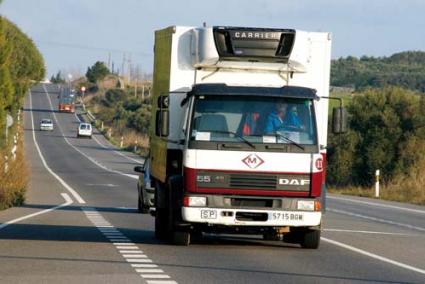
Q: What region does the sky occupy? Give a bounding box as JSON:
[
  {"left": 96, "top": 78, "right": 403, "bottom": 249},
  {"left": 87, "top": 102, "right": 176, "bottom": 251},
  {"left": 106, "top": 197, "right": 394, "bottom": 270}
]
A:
[{"left": 1, "top": 0, "right": 424, "bottom": 79}]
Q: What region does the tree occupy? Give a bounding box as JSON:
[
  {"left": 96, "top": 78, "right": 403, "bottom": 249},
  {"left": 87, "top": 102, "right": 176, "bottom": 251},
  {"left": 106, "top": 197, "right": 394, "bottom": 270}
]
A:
[
  {"left": 328, "top": 87, "right": 423, "bottom": 186},
  {"left": 50, "top": 71, "right": 65, "bottom": 83},
  {"left": 86, "top": 61, "right": 110, "bottom": 83}
]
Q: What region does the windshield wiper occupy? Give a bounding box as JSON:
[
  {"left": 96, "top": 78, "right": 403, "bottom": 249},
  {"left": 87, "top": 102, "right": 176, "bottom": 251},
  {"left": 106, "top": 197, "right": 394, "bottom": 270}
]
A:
[
  {"left": 272, "top": 132, "right": 305, "bottom": 150},
  {"left": 204, "top": 130, "right": 256, "bottom": 149}
]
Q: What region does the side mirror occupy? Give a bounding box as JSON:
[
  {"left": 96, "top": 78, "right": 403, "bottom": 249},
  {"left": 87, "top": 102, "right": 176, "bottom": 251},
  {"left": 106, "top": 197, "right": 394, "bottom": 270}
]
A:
[
  {"left": 155, "top": 109, "right": 169, "bottom": 137},
  {"left": 134, "top": 166, "right": 145, "bottom": 173},
  {"left": 332, "top": 107, "right": 348, "bottom": 134},
  {"left": 157, "top": 95, "right": 169, "bottom": 108}
]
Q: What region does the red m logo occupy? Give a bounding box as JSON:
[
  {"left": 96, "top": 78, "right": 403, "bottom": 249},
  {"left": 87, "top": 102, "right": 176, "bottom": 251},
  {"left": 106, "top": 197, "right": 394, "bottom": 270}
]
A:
[{"left": 242, "top": 154, "right": 264, "bottom": 169}]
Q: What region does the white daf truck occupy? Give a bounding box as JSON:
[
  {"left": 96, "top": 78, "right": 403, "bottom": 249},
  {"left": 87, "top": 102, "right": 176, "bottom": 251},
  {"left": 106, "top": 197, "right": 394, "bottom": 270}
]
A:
[{"left": 135, "top": 25, "right": 344, "bottom": 248}]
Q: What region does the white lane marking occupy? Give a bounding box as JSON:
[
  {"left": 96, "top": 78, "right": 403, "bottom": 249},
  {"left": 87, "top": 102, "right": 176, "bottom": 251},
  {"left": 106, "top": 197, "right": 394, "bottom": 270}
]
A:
[
  {"left": 121, "top": 250, "right": 144, "bottom": 254},
  {"left": 141, "top": 275, "right": 170, "bottom": 279},
  {"left": 29, "top": 91, "right": 86, "bottom": 204},
  {"left": 86, "top": 183, "right": 118, "bottom": 187},
  {"left": 113, "top": 242, "right": 136, "bottom": 246},
  {"left": 328, "top": 195, "right": 425, "bottom": 215},
  {"left": 132, "top": 264, "right": 158, "bottom": 268},
  {"left": 324, "top": 228, "right": 418, "bottom": 236},
  {"left": 146, "top": 281, "right": 178, "bottom": 284},
  {"left": 123, "top": 254, "right": 147, "bottom": 258},
  {"left": 329, "top": 208, "right": 425, "bottom": 232},
  {"left": 42, "top": 85, "right": 138, "bottom": 180},
  {"left": 116, "top": 246, "right": 139, "bottom": 249},
  {"left": 133, "top": 264, "right": 159, "bottom": 269},
  {"left": 137, "top": 269, "right": 164, "bottom": 273},
  {"left": 0, "top": 193, "right": 72, "bottom": 230},
  {"left": 322, "top": 237, "right": 425, "bottom": 276},
  {"left": 83, "top": 208, "right": 177, "bottom": 283},
  {"left": 127, "top": 259, "right": 153, "bottom": 263}
]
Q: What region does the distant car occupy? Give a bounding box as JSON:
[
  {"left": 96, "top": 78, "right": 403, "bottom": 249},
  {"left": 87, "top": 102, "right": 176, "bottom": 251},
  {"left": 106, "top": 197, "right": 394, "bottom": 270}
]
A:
[
  {"left": 134, "top": 158, "right": 155, "bottom": 213},
  {"left": 77, "top": 123, "right": 92, "bottom": 138},
  {"left": 40, "top": 119, "right": 54, "bottom": 131}
]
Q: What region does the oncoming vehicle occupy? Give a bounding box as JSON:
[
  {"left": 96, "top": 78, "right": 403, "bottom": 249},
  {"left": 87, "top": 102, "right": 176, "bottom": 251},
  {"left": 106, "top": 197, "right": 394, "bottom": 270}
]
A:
[
  {"left": 77, "top": 123, "right": 92, "bottom": 138},
  {"left": 144, "top": 25, "right": 346, "bottom": 248},
  {"left": 40, "top": 118, "right": 54, "bottom": 131}
]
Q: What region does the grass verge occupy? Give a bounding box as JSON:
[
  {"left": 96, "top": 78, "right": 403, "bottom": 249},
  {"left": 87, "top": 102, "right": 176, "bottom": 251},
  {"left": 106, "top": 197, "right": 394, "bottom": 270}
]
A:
[{"left": 0, "top": 130, "right": 28, "bottom": 210}]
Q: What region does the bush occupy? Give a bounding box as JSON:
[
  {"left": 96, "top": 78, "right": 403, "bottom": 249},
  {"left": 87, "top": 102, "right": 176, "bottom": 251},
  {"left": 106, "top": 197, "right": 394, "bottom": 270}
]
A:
[{"left": 328, "top": 87, "right": 424, "bottom": 187}]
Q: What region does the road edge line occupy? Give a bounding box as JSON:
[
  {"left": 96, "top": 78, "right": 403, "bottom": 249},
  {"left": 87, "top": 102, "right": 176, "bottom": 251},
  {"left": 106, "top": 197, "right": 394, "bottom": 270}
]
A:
[
  {"left": 327, "top": 195, "right": 425, "bottom": 215},
  {"left": 321, "top": 237, "right": 425, "bottom": 276}
]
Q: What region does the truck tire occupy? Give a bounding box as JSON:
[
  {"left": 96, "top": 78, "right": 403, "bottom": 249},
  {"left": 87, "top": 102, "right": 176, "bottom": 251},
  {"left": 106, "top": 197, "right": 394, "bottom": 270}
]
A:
[
  {"left": 173, "top": 231, "right": 190, "bottom": 246},
  {"left": 300, "top": 229, "right": 320, "bottom": 249},
  {"left": 155, "top": 208, "right": 169, "bottom": 240}
]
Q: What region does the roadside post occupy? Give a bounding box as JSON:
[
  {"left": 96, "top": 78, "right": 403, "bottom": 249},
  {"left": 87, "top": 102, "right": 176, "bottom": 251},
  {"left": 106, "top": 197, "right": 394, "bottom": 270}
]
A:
[
  {"left": 375, "top": 169, "right": 380, "bottom": 198},
  {"left": 5, "top": 113, "right": 13, "bottom": 141},
  {"left": 120, "top": 136, "right": 124, "bottom": 148},
  {"left": 80, "top": 86, "right": 86, "bottom": 100}
]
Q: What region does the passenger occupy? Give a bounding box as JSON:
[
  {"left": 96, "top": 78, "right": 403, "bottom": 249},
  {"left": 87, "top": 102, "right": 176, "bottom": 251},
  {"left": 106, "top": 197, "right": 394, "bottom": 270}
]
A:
[
  {"left": 264, "top": 102, "right": 302, "bottom": 133},
  {"left": 241, "top": 112, "right": 260, "bottom": 135}
]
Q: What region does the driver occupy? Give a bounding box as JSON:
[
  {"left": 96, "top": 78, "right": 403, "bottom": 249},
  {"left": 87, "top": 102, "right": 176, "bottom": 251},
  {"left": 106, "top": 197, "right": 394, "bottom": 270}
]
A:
[{"left": 264, "top": 102, "right": 302, "bottom": 133}]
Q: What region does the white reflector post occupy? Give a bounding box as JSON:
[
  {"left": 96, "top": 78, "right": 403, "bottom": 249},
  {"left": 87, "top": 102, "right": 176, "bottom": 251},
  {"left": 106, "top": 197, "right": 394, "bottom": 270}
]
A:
[{"left": 375, "top": 169, "right": 380, "bottom": 198}]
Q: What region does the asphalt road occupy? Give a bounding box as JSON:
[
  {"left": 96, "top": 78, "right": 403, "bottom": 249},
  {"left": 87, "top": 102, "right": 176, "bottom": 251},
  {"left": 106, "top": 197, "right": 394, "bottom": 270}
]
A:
[{"left": 0, "top": 84, "right": 424, "bottom": 283}]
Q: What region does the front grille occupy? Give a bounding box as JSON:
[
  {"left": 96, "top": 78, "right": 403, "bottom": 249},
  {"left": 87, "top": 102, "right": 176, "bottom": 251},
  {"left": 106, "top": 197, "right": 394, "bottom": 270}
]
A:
[{"left": 230, "top": 174, "right": 277, "bottom": 190}]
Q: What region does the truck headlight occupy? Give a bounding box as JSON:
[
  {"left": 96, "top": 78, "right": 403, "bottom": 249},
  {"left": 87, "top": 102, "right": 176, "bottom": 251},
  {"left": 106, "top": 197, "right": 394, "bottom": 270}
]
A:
[
  {"left": 297, "top": 200, "right": 315, "bottom": 211},
  {"left": 184, "top": 196, "right": 207, "bottom": 207}
]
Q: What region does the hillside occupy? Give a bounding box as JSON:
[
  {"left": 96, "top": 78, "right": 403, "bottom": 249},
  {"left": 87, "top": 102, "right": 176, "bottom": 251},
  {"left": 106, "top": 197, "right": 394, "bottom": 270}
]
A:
[{"left": 331, "top": 51, "right": 425, "bottom": 92}]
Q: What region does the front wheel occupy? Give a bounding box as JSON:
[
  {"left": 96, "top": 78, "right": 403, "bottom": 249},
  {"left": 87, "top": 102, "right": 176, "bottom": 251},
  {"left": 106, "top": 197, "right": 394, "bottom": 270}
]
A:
[
  {"left": 300, "top": 229, "right": 320, "bottom": 249},
  {"left": 154, "top": 208, "right": 169, "bottom": 240},
  {"left": 173, "top": 231, "right": 190, "bottom": 246}
]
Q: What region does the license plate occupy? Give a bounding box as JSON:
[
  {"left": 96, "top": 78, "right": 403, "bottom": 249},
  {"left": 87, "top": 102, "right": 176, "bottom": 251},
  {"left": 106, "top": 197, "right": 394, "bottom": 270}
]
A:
[
  {"left": 201, "top": 210, "right": 217, "bottom": 219},
  {"left": 271, "top": 212, "right": 304, "bottom": 221}
]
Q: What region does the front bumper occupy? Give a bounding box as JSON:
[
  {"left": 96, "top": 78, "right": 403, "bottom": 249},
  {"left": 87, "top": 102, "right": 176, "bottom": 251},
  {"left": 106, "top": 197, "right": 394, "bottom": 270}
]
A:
[
  {"left": 182, "top": 207, "right": 321, "bottom": 227},
  {"left": 40, "top": 125, "right": 53, "bottom": 131}
]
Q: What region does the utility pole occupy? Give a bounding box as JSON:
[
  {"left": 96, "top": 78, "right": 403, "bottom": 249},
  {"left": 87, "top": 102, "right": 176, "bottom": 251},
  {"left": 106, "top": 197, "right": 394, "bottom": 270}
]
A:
[
  {"left": 128, "top": 54, "right": 132, "bottom": 85},
  {"left": 121, "top": 53, "right": 126, "bottom": 79},
  {"left": 108, "top": 52, "right": 111, "bottom": 70}
]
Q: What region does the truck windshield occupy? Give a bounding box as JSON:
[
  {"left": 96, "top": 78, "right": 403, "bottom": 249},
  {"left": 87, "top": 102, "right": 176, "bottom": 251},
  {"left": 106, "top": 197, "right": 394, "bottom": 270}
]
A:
[{"left": 190, "top": 95, "right": 317, "bottom": 145}]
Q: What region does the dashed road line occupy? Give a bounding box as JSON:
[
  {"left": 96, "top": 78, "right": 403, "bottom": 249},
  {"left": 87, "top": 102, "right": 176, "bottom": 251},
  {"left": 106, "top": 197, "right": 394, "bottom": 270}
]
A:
[
  {"left": 141, "top": 275, "right": 170, "bottom": 279},
  {"left": 82, "top": 208, "right": 177, "bottom": 283},
  {"left": 146, "top": 281, "right": 178, "bottom": 284},
  {"left": 137, "top": 269, "right": 165, "bottom": 273}
]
